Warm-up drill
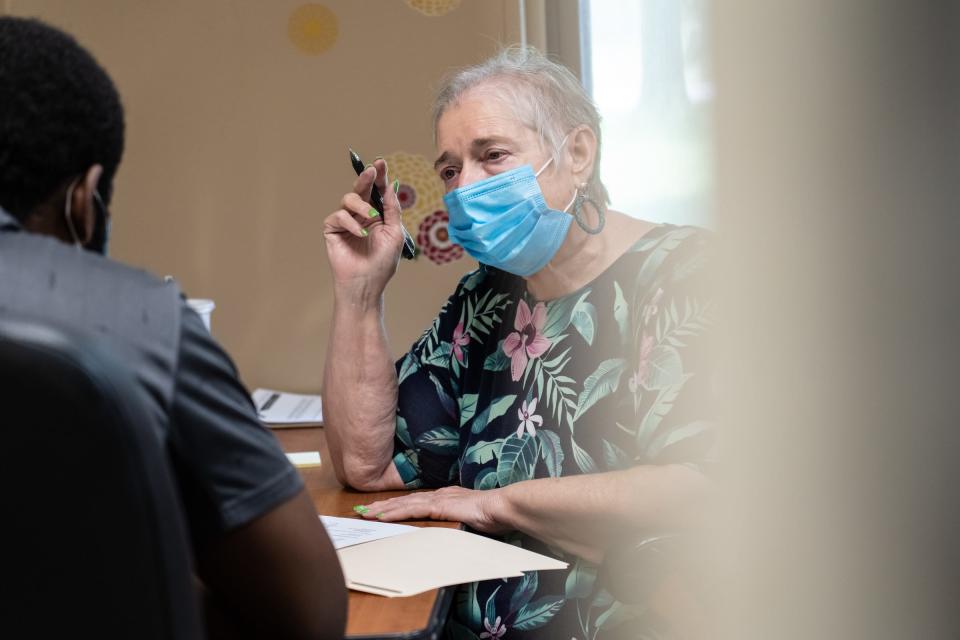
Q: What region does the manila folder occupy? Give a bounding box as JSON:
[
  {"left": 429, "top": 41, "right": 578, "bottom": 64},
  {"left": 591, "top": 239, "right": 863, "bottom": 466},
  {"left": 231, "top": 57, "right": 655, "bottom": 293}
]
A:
[{"left": 336, "top": 526, "right": 568, "bottom": 597}]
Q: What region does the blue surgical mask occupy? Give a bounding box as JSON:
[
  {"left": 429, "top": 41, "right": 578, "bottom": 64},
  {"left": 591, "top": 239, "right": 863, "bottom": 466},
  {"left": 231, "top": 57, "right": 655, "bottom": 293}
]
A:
[{"left": 443, "top": 155, "right": 575, "bottom": 277}]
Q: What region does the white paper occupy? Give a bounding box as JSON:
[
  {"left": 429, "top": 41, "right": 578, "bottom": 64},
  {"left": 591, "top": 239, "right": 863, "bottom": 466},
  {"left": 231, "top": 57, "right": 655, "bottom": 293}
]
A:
[
  {"left": 320, "top": 515, "right": 416, "bottom": 550},
  {"left": 286, "top": 451, "right": 321, "bottom": 467},
  {"left": 252, "top": 388, "right": 323, "bottom": 426},
  {"left": 336, "top": 527, "right": 568, "bottom": 597}
]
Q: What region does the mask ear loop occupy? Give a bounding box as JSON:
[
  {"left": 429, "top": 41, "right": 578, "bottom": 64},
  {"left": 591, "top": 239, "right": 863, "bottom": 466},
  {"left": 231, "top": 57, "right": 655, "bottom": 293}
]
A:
[
  {"left": 534, "top": 132, "right": 574, "bottom": 178},
  {"left": 572, "top": 183, "right": 606, "bottom": 235},
  {"left": 534, "top": 155, "right": 555, "bottom": 178},
  {"left": 89, "top": 189, "right": 111, "bottom": 255},
  {"left": 62, "top": 180, "right": 83, "bottom": 248},
  {"left": 92, "top": 189, "right": 106, "bottom": 212},
  {"left": 535, "top": 131, "right": 603, "bottom": 234}
]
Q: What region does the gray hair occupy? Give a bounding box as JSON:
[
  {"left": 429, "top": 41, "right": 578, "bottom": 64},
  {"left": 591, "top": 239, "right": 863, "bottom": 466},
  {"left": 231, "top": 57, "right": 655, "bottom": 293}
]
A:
[{"left": 432, "top": 46, "right": 610, "bottom": 206}]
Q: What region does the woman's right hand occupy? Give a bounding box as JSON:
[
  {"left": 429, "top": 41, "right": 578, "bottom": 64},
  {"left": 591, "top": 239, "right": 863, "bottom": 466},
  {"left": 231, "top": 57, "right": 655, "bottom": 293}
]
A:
[{"left": 323, "top": 158, "right": 404, "bottom": 303}]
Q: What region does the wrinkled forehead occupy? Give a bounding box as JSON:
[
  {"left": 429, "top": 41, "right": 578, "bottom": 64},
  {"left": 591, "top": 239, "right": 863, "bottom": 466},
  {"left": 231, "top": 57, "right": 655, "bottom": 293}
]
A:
[{"left": 435, "top": 81, "right": 548, "bottom": 151}]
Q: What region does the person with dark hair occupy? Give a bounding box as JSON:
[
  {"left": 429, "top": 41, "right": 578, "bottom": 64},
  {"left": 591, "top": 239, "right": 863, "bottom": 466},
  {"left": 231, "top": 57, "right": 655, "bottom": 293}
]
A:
[
  {"left": 0, "top": 17, "right": 346, "bottom": 639},
  {"left": 0, "top": 16, "right": 123, "bottom": 227}
]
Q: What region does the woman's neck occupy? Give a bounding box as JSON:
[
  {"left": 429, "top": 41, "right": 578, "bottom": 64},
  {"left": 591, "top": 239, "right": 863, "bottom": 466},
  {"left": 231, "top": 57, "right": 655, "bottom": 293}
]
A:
[{"left": 524, "top": 211, "right": 657, "bottom": 301}]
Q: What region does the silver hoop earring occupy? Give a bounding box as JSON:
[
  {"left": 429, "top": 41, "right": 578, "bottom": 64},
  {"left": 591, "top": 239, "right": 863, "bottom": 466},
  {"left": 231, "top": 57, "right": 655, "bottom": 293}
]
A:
[{"left": 573, "top": 187, "right": 605, "bottom": 235}]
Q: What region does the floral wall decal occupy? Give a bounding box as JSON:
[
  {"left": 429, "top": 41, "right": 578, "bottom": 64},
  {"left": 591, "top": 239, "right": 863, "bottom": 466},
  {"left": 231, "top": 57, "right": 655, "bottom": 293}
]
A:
[
  {"left": 417, "top": 209, "right": 464, "bottom": 265},
  {"left": 287, "top": 4, "right": 338, "bottom": 55},
  {"left": 405, "top": 0, "right": 461, "bottom": 17},
  {"left": 382, "top": 151, "right": 446, "bottom": 243}
]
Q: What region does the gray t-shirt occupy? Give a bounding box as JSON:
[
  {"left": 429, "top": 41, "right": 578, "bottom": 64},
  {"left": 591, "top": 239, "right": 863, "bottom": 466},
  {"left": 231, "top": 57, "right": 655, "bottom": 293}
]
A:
[
  {"left": 0, "top": 207, "right": 302, "bottom": 547},
  {"left": 168, "top": 301, "right": 304, "bottom": 543}
]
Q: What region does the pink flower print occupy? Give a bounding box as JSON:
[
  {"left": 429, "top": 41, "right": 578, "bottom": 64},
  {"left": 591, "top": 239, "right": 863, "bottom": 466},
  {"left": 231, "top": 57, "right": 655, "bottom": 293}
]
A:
[
  {"left": 516, "top": 397, "right": 543, "bottom": 437},
  {"left": 480, "top": 616, "right": 507, "bottom": 639},
  {"left": 643, "top": 287, "right": 664, "bottom": 325},
  {"left": 502, "top": 300, "right": 550, "bottom": 382},
  {"left": 452, "top": 321, "right": 470, "bottom": 364},
  {"left": 629, "top": 335, "right": 655, "bottom": 413},
  {"left": 634, "top": 333, "right": 655, "bottom": 388}
]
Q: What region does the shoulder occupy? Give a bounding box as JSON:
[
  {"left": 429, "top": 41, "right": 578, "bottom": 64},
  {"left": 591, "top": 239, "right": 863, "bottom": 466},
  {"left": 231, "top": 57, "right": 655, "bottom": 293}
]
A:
[
  {"left": 629, "top": 223, "right": 714, "bottom": 258},
  {"left": 0, "top": 229, "right": 184, "bottom": 353},
  {"left": 0, "top": 230, "right": 183, "bottom": 344},
  {"left": 174, "top": 297, "right": 241, "bottom": 381},
  {"left": 1, "top": 229, "right": 177, "bottom": 299},
  {"left": 0, "top": 231, "right": 187, "bottom": 432},
  {"left": 622, "top": 224, "right": 715, "bottom": 291}
]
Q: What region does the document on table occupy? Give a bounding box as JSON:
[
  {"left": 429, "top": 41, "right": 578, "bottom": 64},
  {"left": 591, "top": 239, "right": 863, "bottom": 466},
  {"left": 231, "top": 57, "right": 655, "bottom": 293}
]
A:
[
  {"left": 252, "top": 388, "right": 323, "bottom": 427},
  {"left": 319, "top": 515, "right": 416, "bottom": 550},
  {"left": 336, "top": 527, "right": 568, "bottom": 597}
]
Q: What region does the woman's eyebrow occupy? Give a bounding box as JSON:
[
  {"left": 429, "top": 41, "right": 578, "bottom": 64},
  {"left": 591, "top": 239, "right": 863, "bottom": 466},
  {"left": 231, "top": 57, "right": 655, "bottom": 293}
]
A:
[
  {"left": 433, "top": 150, "right": 457, "bottom": 170},
  {"left": 471, "top": 136, "right": 509, "bottom": 150},
  {"left": 434, "top": 137, "right": 512, "bottom": 169}
]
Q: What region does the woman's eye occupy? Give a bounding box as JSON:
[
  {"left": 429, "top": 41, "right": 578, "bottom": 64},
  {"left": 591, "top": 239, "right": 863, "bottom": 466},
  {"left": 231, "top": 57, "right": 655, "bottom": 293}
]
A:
[
  {"left": 439, "top": 167, "right": 459, "bottom": 182},
  {"left": 485, "top": 150, "right": 507, "bottom": 162}
]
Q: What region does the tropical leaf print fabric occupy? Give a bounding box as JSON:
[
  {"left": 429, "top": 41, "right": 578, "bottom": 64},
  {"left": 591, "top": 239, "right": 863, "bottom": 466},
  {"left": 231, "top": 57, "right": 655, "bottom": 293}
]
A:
[{"left": 392, "top": 225, "right": 717, "bottom": 639}]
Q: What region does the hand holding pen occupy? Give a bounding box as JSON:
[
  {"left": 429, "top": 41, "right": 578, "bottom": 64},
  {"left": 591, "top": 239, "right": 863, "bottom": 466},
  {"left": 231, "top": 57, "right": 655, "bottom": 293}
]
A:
[
  {"left": 350, "top": 149, "right": 416, "bottom": 260},
  {"left": 322, "top": 153, "right": 410, "bottom": 295}
]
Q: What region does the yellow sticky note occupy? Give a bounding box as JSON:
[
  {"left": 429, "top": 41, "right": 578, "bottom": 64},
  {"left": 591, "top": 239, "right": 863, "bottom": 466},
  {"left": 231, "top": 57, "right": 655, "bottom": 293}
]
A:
[{"left": 286, "top": 451, "right": 321, "bottom": 468}]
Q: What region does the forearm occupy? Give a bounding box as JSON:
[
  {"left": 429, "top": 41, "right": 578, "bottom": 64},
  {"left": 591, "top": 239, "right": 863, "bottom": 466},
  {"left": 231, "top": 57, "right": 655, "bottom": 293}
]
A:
[
  {"left": 494, "top": 465, "right": 714, "bottom": 564},
  {"left": 322, "top": 293, "right": 402, "bottom": 490},
  {"left": 196, "top": 490, "right": 347, "bottom": 640}
]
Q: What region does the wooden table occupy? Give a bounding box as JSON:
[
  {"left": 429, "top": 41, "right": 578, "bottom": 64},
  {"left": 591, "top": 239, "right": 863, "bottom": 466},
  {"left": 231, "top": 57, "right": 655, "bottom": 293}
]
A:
[{"left": 274, "top": 427, "right": 457, "bottom": 639}]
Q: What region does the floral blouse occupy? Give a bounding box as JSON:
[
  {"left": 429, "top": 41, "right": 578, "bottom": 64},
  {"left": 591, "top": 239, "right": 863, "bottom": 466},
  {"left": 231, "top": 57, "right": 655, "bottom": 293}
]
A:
[{"left": 392, "top": 225, "right": 717, "bottom": 640}]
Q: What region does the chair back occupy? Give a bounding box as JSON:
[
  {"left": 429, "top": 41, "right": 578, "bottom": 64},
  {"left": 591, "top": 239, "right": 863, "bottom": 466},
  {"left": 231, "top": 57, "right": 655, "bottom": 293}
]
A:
[{"left": 0, "top": 315, "right": 203, "bottom": 639}]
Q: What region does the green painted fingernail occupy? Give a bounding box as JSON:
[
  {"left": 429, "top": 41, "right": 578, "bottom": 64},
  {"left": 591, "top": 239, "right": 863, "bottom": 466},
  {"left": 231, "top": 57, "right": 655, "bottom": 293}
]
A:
[
  {"left": 360, "top": 229, "right": 369, "bottom": 237},
  {"left": 376, "top": 512, "right": 385, "bottom": 519},
  {"left": 392, "top": 178, "right": 400, "bottom": 193},
  {"left": 368, "top": 208, "right": 380, "bottom": 218},
  {"left": 353, "top": 505, "right": 369, "bottom": 514}
]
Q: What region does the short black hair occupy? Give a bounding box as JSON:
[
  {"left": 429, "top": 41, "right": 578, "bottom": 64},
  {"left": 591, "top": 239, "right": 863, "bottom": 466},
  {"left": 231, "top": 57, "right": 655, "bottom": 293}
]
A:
[{"left": 0, "top": 16, "right": 124, "bottom": 221}]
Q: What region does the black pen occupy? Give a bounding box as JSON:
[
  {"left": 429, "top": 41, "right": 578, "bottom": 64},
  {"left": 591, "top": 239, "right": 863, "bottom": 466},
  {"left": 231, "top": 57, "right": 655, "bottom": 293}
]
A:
[{"left": 349, "top": 148, "right": 416, "bottom": 260}]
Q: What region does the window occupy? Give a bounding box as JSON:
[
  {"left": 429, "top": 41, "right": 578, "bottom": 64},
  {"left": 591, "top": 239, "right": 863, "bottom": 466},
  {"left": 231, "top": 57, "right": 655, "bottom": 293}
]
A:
[{"left": 581, "top": 0, "right": 712, "bottom": 227}]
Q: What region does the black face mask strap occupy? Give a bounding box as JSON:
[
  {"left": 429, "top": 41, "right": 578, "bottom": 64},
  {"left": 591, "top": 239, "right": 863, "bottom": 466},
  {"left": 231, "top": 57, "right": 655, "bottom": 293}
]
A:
[{"left": 87, "top": 190, "right": 110, "bottom": 255}]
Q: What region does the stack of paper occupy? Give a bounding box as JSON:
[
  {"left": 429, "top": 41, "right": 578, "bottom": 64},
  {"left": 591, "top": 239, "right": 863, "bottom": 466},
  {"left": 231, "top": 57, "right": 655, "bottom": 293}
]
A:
[
  {"left": 332, "top": 526, "right": 568, "bottom": 597},
  {"left": 252, "top": 388, "right": 323, "bottom": 427}
]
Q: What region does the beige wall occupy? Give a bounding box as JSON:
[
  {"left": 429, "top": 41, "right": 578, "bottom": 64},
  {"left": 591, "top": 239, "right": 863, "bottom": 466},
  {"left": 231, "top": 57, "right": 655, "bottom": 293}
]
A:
[{"left": 4, "top": 0, "right": 523, "bottom": 391}]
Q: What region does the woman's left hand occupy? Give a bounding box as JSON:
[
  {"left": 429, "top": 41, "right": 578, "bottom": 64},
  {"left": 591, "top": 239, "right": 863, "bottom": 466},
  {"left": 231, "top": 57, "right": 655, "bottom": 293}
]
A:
[{"left": 355, "top": 486, "right": 512, "bottom": 535}]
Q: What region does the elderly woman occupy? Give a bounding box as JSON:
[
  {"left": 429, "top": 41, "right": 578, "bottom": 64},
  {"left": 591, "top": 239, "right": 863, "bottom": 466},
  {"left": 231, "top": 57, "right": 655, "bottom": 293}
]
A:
[{"left": 322, "top": 47, "right": 716, "bottom": 639}]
